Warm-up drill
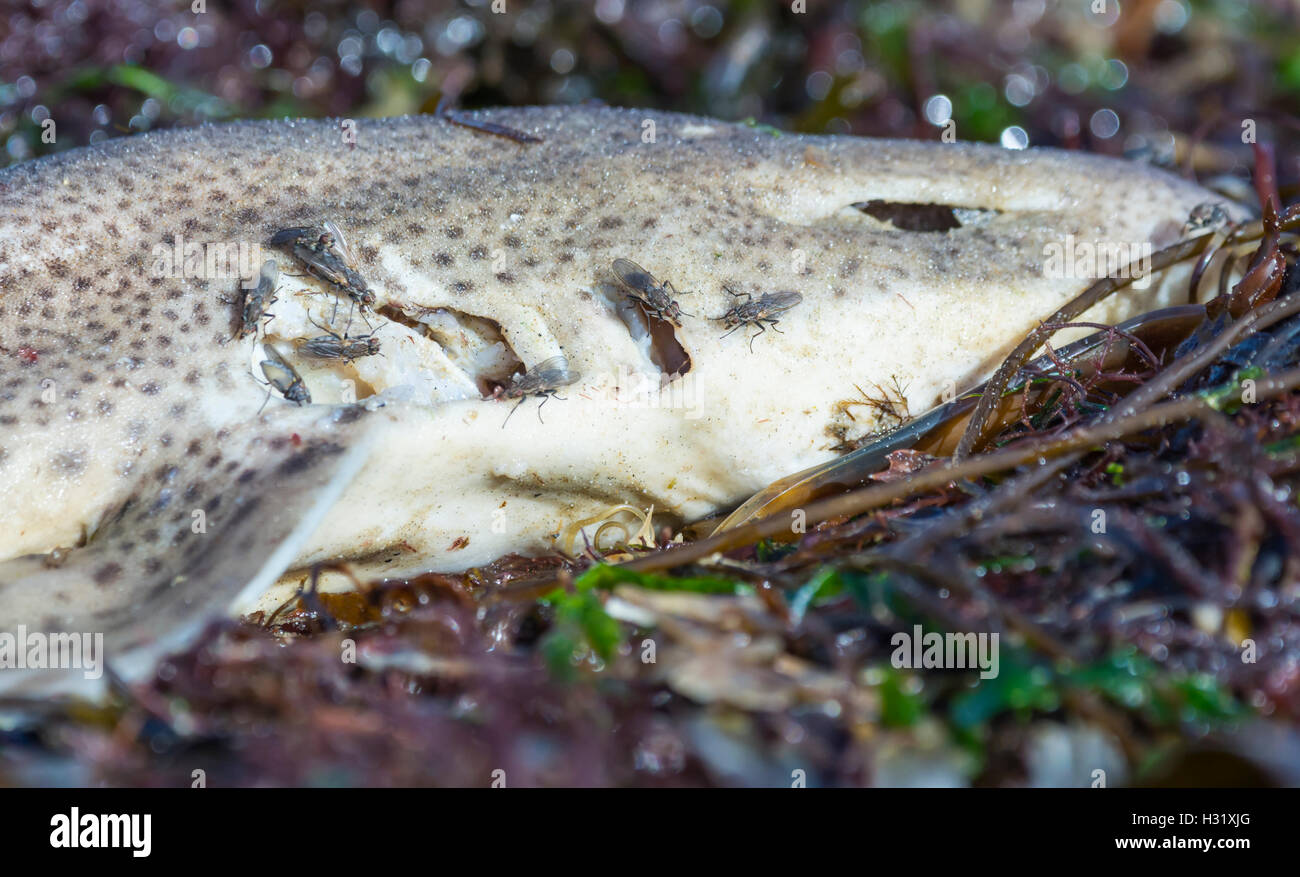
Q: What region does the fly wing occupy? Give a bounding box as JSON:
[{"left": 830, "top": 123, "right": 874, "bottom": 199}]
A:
[
  {"left": 528, "top": 355, "right": 579, "bottom": 389},
  {"left": 321, "top": 219, "right": 357, "bottom": 268},
  {"left": 764, "top": 291, "right": 804, "bottom": 314},
  {"left": 260, "top": 342, "right": 300, "bottom": 376},
  {"left": 612, "top": 258, "right": 656, "bottom": 295},
  {"left": 0, "top": 408, "right": 379, "bottom": 699},
  {"left": 259, "top": 357, "right": 298, "bottom": 391},
  {"left": 298, "top": 335, "right": 344, "bottom": 359},
  {"left": 269, "top": 226, "right": 314, "bottom": 248},
  {"left": 243, "top": 258, "right": 278, "bottom": 293}
]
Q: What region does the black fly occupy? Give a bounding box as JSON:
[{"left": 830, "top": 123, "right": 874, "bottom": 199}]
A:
[
  {"left": 258, "top": 343, "right": 311, "bottom": 407},
  {"left": 270, "top": 220, "right": 375, "bottom": 322},
  {"left": 713, "top": 288, "right": 803, "bottom": 351},
  {"left": 238, "top": 259, "right": 280, "bottom": 340},
  {"left": 495, "top": 355, "right": 579, "bottom": 426},
  {"left": 297, "top": 315, "right": 382, "bottom": 363},
  {"left": 611, "top": 258, "right": 691, "bottom": 327}
]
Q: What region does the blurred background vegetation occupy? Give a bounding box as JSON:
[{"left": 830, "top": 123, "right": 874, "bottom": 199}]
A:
[{"left": 1, "top": 0, "right": 1298, "bottom": 188}]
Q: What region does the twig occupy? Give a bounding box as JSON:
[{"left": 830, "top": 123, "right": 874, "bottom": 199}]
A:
[{"left": 955, "top": 215, "right": 1300, "bottom": 460}]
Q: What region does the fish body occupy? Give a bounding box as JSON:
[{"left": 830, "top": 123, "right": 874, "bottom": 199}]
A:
[{"left": 0, "top": 106, "right": 1228, "bottom": 691}]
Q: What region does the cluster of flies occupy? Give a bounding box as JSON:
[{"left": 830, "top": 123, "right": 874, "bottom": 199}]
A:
[
  {"left": 238, "top": 219, "right": 382, "bottom": 408},
  {"left": 611, "top": 258, "right": 803, "bottom": 351},
  {"left": 491, "top": 261, "right": 804, "bottom": 425},
  {"left": 236, "top": 229, "right": 804, "bottom": 422}
]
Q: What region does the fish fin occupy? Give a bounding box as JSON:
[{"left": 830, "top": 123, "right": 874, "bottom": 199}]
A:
[{"left": 0, "top": 412, "right": 378, "bottom": 700}]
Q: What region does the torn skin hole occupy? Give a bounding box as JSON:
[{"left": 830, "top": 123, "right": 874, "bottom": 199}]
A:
[
  {"left": 854, "top": 200, "right": 963, "bottom": 232},
  {"left": 378, "top": 303, "right": 524, "bottom": 396},
  {"left": 644, "top": 311, "right": 691, "bottom": 377},
  {"left": 599, "top": 279, "right": 691, "bottom": 378},
  {"left": 347, "top": 366, "right": 378, "bottom": 401},
  {"left": 376, "top": 304, "right": 425, "bottom": 333}
]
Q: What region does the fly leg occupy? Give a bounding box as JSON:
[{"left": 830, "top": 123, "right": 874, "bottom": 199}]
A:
[{"left": 501, "top": 395, "right": 529, "bottom": 428}]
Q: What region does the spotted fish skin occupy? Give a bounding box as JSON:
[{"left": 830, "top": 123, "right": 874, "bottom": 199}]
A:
[{"left": 0, "top": 107, "right": 1225, "bottom": 690}]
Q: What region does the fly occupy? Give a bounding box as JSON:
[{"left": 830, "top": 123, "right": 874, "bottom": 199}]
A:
[
  {"left": 713, "top": 288, "right": 803, "bottom": 351},
  {"left": 270, "top": 219, "right": 376, "bottom": 316},
  {"left": 237, "top": 259, "right": 280, "bottom": 339},
  {"left": 258, "top": 343, "right": 311, "bottom": 407},
  {"left": 296, "top": 315, "right": 382, "bottom": 363},
  {"left": 495, "top": 355, "right": 579, "bottom": 426},
  {"left": 611, "top": 258, "right": 692, "bottom": 327}
]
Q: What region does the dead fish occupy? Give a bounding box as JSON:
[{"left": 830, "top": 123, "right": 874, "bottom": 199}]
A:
[
  {"left": 713, "top": 288, "right": 803, "bottom": 351},
  {"left": 0, "top": 106, "right": 1237, "bottom": 695}
]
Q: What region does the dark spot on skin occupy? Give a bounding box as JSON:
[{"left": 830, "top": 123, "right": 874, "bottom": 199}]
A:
[
  {"left": 151, "top": 490, "right": 174, "bottom": 513},
  {"left": 445, "top": 226, "right": 463, "bottom": 239},
  {"left": 278, "top": 441, "right": 344, "bottom": 476},
  {"left": 94, "top": 563, "right": 123, "bottom": 586},
  {"left": 435, "top": 253, "right": 454, "bottom": 267},
  {"left": 452, "top": 280, "right": 473, "bottom": 292},
  {"left": 52, "top": 450, "right": 86, "bottom": 474}
]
